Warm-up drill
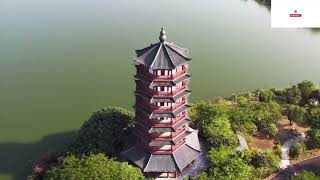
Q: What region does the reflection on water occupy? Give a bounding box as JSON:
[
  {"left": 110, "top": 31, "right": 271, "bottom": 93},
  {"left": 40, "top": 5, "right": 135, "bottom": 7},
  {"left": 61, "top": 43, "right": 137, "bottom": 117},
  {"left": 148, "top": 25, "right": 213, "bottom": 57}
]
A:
[{"left": 0, "top": 0, "right": 320, "bottom": 179}]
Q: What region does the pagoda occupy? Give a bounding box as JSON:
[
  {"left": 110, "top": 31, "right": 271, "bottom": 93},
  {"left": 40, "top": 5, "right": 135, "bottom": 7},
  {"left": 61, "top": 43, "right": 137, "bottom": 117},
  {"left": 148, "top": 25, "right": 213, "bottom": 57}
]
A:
[{"left": 121, "top": 28, "right": 201, "bottom": 178}]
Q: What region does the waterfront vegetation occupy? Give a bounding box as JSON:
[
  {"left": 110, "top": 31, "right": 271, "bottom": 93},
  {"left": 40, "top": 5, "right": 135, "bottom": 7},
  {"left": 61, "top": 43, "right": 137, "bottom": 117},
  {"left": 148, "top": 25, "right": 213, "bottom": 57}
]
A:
[
  {"left": 44, "top": 153, "right": 144, "bottom": 180},
  {"left": 292, "top": 171, "right": 320, "bottom": 180},
  {"left": 27, "top": 80, "right": 320, "bottom": 180}
]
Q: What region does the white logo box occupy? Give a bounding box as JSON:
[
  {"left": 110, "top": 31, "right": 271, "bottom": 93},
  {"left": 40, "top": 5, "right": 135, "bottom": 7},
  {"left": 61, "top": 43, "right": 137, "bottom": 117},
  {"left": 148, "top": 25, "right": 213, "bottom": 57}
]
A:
[{"left": 271, "top": 0, "right": 320, "bottom": 28}]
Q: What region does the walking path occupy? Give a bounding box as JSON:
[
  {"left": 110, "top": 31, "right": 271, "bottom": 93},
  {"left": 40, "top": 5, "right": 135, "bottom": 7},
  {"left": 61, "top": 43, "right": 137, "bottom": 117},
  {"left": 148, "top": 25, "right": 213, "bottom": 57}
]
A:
[
  {"left": 236, "top": 131, "right": 249, "bottom": 151},
  {"left": 279, "top": 133, "right": 307, "bottom": 169},
  {"left": 273, "top": 156, "right": 320, "bottom": 180}
]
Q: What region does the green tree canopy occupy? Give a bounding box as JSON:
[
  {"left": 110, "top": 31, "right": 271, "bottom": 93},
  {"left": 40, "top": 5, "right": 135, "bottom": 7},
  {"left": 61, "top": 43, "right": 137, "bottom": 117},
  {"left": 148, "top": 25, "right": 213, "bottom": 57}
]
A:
[
  {"left": 206, "top": 146, "right": 253, "bottom": 180},
  {"left": 287, "top": 105, "right": 306, "bottom": 125},
  {"left": 44, "top": 153, "right": 144, "bottom": 180},
  {"left": 306, "top": 107, "right": 320, "bottom": 129},
  {"left": 257, "top": 90, "right": 273, "bottom": 103},
  {"left": 297, "top": 80, "right": 317, "bottom": 103},
  {"left": 228, "top": 107, "right": 257, "bottom": 135},
  {"left": 202, "top": 115, "right": 238, "bottom": 148},
  {"left": 307, "top": 128, "right": 320, "bottom": 148},
  {"left": 240, "top": 148, "right": 281, "bottom": 178},
  {"left": 68, "top": 106, "right": 134, "bottom": 156},
  {"left": 289, "top": 142, "right": 306, "bottom": 159},
  {"left": 286, "top": 85, "right": 302, "bottom": 105},
  {"left": 189, "top": 100, "right": 231, "bottom": 131}
]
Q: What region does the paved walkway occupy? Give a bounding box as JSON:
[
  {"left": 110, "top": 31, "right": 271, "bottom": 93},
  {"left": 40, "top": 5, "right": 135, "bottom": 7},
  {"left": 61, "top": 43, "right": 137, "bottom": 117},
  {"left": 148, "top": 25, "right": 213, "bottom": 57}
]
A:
[
  {"left": 236, "top": 131, "right": 249, "bottom": 151},
  {"left": 280, "top": 134, "right": 307, "bottom": 169},
  {"left": 273, "top": 156, "right": 320, "bottom": 180}
]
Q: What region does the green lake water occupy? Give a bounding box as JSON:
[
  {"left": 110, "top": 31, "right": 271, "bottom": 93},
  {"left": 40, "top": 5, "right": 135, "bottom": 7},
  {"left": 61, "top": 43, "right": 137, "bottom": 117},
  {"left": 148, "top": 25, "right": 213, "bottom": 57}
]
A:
[{"left": 1, "top": 0, "right": 320, "bottom": 179}]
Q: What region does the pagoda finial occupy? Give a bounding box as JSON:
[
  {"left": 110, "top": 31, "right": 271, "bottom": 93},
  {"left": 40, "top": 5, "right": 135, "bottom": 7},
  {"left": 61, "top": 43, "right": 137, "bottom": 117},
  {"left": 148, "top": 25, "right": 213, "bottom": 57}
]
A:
[{"left": 159, "top": 27, "right": 166, "bottom": 43}]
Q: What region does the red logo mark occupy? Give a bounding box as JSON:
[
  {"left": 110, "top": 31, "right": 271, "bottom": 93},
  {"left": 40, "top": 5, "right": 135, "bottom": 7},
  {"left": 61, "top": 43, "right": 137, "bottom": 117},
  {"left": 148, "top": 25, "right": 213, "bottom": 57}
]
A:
[{"left": 290, "top": 14, "right": 302, "bottom": 17}]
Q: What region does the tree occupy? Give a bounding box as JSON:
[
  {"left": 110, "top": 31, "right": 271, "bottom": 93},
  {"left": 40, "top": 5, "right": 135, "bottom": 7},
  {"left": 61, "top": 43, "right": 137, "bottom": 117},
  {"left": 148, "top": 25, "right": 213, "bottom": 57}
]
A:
[
  {"left": 44, "top": 153, "right": 144, "bottom": 180},
  {"left": 292, "top": 171, "right": 320, "bottom": 180},
  {"left": 307, "top": 128, "right": 320, "bottom": 148},
  {"left": 189, "top": 100, "right": 231, "bottom": 131},
  {"left": 297, "top": 80, "right": 317, "bottom": 104},
  {"left": 228, "top": 107, "right": 257, "bottom": 135},
  {"left": 202, "top": 115, "right": 238, "bottom": 148},
  {"left": 258, "top": 90, "right": 273, "bottom": 103},
  {"left": 287, "top": 105, "right": 306, "bottom": 125},
  {"left": 240, "top": 148, "right": 281, "bottom": 178},
  {"left": 252, "top": 102, "right": 281, "bottom": 137},
  {"left": 69, "top": 106, "right": 134, "bottom": 157},
  {"left": 263, "top": 123, "right": 278, "bottom": 138},
  {"left": 289, "top": 142, "right": 306, "bottom": 158},
  {"left": 286, "top": 85, "right": 302, "bottom": 105},
  {"left": 305, "top": 107, "right": 320, "bottom": 129},
  {"left": 206, "top": 146, "right": 253, "bottom": 180}
]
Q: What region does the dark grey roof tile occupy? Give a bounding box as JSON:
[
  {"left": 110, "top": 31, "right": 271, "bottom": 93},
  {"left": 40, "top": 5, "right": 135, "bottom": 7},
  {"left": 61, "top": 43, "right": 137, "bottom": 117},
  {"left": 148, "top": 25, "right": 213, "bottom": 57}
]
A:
[
  {"left": 121, "top": 145, "right": 150, "bottom": 169},
  {"left": 173, "top": 144, "right": 200, "bottom": 171},
  {"left": 135, "top": 42, "right": 190, "bottom": 70},
  {"left": 144, "top": 154, "right": 179, "bottom": 172}
]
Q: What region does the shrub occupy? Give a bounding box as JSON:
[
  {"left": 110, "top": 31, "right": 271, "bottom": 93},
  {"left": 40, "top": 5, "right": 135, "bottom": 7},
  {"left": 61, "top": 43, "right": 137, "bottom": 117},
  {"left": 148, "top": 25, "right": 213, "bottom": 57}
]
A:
[
  {"left": 258, "top": 90, "right": 273, "bottom": 103},
  {"left": 44, "top": 153, "right": 144, "bottom": 180},
  {"left": 193, "top": 172, "right": 209, "bottom": 180},
  {"left": 271, "top": 88, "right": 286, "bottom": 97},
  {"left": 289, "top": 142, "right": 306, "bottom": 158},
  {"left": 307, "top": 128, "right": 320, "bottom": 148},
  {"left": 241, "top": 148, "right": 280, "bottom": 178},
  {"left": 68, "top": 106, "right": 134, "bottom": 157},
  {"left": 292, "top": 170, "right": 320, "bottom": 180},
  {"left": 273, "top": 145, "right": 282, "bottom": 157},
  {"left": 260, "top": 123, "right": 278, "bottom": 138}
]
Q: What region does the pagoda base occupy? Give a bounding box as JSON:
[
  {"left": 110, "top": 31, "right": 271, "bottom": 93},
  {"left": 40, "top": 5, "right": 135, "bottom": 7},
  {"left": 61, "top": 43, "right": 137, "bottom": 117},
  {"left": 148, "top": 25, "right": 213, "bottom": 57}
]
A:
[{"left": 120, "top": 128, "right": 201, "bottom": 177}]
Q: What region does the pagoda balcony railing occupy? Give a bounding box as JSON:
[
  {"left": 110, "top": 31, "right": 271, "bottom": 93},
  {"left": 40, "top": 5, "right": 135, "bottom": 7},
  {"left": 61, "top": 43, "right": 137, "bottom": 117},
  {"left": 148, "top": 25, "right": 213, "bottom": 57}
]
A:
[
  {"left": 136, "top": 125, "right": 186, "bottom": 140},
  {"left": 137, "top": 84, "right": 186, "bottom": 97},
  {"left": 136, "top": 113, "right": 187, "bottom": 127},
  {"left": 140, "top": 139, "right": 186, "bottom": 154},
  {"left": 137, "top": 69, "right": 187, "bottom": 82},
  {"left": 139, "top": 100, "right": 186, "bottom": 112}
]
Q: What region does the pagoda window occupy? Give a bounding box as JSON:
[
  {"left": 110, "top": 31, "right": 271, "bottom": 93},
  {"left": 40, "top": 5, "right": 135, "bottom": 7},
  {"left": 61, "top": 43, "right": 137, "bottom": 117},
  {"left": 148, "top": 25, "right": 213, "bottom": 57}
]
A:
[
  {"left": 160, "top": 102, "right": 164, "bottom": 106},
  {"left": 160, "top": 86, "right": 165, "bottom": 91}
]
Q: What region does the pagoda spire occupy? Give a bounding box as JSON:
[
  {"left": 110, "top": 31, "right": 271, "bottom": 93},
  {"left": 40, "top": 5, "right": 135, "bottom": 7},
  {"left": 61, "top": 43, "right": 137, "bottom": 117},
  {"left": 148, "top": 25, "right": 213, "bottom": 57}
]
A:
[{"left": 159, "top": 27, "right": 167, "bottom": 42}]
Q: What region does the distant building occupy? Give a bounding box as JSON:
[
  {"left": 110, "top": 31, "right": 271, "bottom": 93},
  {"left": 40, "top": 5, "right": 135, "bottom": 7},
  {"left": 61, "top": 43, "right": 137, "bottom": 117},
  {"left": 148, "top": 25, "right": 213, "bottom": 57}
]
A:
[
  {"left": 309, "top": 89, "right": 320, "bottom": 105},
  {"left": 121, "top": 28, "right": 201, "bottom": 178}
]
